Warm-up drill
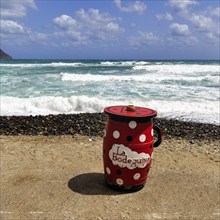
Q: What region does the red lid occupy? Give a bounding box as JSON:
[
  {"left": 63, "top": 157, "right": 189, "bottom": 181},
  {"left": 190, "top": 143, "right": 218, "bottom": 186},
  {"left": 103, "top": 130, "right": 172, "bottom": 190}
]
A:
[{"left": 104, "top": 105, "right": 157, "bottom": 119}]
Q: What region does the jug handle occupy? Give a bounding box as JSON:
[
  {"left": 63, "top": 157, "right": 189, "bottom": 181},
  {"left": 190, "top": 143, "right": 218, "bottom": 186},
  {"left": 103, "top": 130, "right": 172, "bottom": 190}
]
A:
[{"left": 153, "top": 125, "right": 162, "bottom": 147}]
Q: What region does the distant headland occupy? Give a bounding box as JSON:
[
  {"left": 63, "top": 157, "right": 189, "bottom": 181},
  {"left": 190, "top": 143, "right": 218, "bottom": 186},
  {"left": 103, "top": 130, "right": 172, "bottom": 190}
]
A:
[{"left": 0, "top": 49, "right": 13, "bottom": 60}]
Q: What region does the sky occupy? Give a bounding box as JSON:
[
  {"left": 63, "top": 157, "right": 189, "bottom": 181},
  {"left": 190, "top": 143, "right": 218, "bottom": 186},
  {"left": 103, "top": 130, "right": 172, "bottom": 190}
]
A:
[{"left": 0, "top": 0, "right": 219, "bottom": 60}]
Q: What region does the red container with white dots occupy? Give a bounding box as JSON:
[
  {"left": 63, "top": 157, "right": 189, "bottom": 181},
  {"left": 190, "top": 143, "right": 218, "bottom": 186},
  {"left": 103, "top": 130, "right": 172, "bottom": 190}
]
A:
[{"left": 103, "top": 105, "right": 162, "bottom": 191}]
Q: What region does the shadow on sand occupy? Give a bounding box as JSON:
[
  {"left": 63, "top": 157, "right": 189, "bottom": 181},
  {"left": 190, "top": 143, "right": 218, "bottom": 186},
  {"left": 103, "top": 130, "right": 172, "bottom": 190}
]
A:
[{"left": 68, "top": 172, "right": 131, "bottom": 195}]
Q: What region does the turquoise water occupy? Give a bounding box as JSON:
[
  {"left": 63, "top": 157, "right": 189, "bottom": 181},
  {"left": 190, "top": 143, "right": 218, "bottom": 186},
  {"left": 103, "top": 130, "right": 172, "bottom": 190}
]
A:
[{"left": 0, "top": 59, "right": 219, "bottom": 124}]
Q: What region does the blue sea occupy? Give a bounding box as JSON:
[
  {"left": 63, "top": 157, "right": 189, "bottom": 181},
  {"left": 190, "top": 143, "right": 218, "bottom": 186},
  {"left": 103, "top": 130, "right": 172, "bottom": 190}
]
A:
[{"left": 0, "top": 59, "right": 219, "bottom": 124}]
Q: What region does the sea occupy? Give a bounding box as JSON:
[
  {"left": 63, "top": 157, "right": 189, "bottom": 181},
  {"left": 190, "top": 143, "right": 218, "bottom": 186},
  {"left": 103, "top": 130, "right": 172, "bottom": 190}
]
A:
[{"left": 0, "top": 59, "right": 219, "bottom": 124}]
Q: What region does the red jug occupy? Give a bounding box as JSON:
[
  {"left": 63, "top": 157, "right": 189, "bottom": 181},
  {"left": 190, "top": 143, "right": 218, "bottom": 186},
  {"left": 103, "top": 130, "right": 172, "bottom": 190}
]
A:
[{"left": 103, "top": 105, "right": 162, "bottom": 191}]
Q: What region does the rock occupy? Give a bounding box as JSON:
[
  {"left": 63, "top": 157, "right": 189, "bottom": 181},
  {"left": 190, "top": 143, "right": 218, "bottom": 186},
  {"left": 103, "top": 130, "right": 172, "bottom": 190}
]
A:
[
  {"left": 0, "top": 114, "right": 219, "bottom": 142},
  {"left": 0, "top": 49, "right": 12, "bottom": 60}
]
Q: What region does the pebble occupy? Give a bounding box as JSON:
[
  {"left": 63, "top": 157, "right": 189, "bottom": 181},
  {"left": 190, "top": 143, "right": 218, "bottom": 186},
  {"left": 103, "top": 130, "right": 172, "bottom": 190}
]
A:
[{"left": 0, "top": 113, "right": 219, "bottom": 141}]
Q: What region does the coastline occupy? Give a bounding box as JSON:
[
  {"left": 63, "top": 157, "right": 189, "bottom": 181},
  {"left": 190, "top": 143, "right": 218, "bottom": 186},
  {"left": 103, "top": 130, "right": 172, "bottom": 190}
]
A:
[{"left": 0, "top": 113, "right": 219, "bottom": 141}]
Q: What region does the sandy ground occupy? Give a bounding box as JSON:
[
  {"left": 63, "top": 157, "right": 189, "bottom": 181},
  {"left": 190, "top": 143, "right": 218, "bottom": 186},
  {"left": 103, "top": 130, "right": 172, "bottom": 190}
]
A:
[{"left": 0, "top": 135, "right": 219, "bottom": 220}]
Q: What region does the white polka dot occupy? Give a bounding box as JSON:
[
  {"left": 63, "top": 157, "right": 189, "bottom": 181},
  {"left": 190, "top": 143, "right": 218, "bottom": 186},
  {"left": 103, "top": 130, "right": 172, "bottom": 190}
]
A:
[
  {"left": 113, "top": 130, "right": 120, "bottom": 139},
  {"left": 106, "top": 167, "right": 111, "bottom": 174},
  {"left": 129, "top": 121, "right": 137, "bottom": 129},
  {"left": 151, "top": 129, "right": 154, "bottom": 136},
  {"left": 139, "top": 134, "right": 146, "bottom": 142},
  {"left": 116, "top": 178, "right": 124, "bottom": 185},
  {"left": 133, "top": 173, "right": 141, "bottom": 180}
]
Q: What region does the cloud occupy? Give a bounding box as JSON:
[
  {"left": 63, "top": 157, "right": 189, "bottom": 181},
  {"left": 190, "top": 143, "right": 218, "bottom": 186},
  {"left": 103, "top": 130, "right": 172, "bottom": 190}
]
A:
[
  {"left": 206, "top": 32, "right": 219, "bottom": 44},
  {"left": 53, "top": 8, "right": 124, "bottom": 45},
  {"left": 209, "top": 7, "right": 220, "bottom": 17},
  {"left": 168, "top": 1, "right": 219, "bottom": 45},
  {"left": 156, "top": 13, "right": 173, "bottom": 21},
  {"left": 139, "top": 32, "right": 160, "bottom": 42},
  {"left": 0, "top": 19, "right": 48, "bottom": 46},
  {"left": 29, "top": 32, "right": 48, "bottom": 43},
  {"left": 190, "top": 14, "right": 215, "bottom": 32},
  {"left": 75, "top": 8, "right": 122, "bottom": 33},
  {"left": 0, "top": 20, "right": 25, "bottom": 34},
  {"left": 184, "top": 35, "right": 198, "bottom": 46},
  {"left": 169, "top": 23, "right": 191, "bottom": 36},
  {"left": 114, "top": 0, "right": 147, "bottom": 14},
  {"left": 53, "top": 15, "right": 77, "bottom": 30},
  {"left": 0, "top": 0, "right": 37, "bottom": 18},
  {"left": 166, "top": 35, "right": 198, "bottom": 47},
  {"left": 188, "top": 13, "right": 218, "bottom": 44},
  {"left": 168, "top": 0, "right": 197, "bottom": 14},
  {"left": 0, "top": 0, "right": 48, "bottom": 46},
  {"left": 128, "top": 31, "right": 161, "bottom": 48}
]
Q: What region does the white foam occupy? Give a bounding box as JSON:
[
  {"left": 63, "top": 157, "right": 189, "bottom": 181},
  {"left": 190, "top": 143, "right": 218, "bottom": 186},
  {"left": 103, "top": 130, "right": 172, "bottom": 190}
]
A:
[
  {"left": 133, "top": 64, "right": 220, "bottom": 74},
  {"left": 100, "top": 61, "right": 135, "bottom": 66},
  {"left": 60, "top": 72, "right": 154, "bottom": 82},
  {"left": 60, "top": 72, "right": 218, "bottom": 85},
  {"left": 146, "top": 100, "right": 220, "bottom": 124},
  {"left": 100, "top": 61, "right": 151, "bottom": 66},
  {"left": 60, "top": 73, "right": 119, "bottom": 82},
  {"left": 0, "top": 62, "right": 83, "bottom": 68},
  {"left": 0, "top": 96, "right": 107, "bottom": 116},
  {"left": 0, "top": 60, "right": 147, "bottom": 68},
  {"left": 0, "top": 61, "right": 133, "bottom": 68},
  {"left": 1, "top": 62, "right": 219, "bottom": 75},
  {"left": 1, "top": 96, "right": 219, "bottom": 124}
]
